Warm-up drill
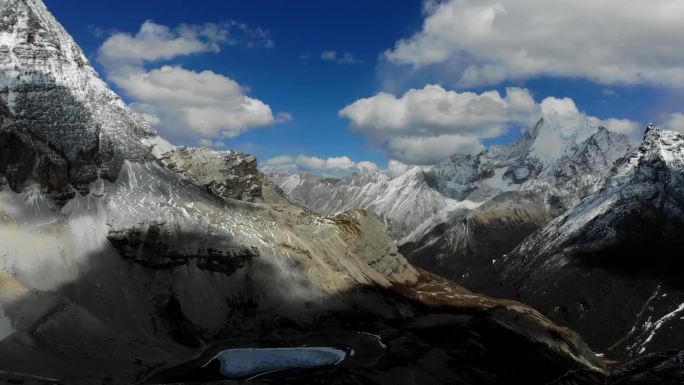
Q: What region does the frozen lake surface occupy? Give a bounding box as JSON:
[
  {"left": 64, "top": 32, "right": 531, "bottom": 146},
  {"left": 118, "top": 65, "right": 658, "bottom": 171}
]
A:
[{"left": 210, "top": 347, "right": 346, "bottom": 379}]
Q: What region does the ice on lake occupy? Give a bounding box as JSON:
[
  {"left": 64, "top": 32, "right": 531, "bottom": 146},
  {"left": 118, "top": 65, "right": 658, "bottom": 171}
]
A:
[{"left": 211, "top": 347, "right": 346, "bottom": 379}]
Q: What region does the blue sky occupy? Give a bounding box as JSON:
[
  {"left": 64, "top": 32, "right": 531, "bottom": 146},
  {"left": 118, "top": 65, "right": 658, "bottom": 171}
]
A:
[{"left": 45, "top": 0, "right": 684, "bottom": 175}]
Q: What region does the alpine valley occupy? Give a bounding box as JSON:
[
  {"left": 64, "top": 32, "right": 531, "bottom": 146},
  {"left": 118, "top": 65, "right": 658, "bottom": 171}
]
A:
[
  {"left": 0, "top": 1, "right": 682, "bottom": 385},
  {"left": 272, "top": 101, "right": 684, "bottom": 373}
]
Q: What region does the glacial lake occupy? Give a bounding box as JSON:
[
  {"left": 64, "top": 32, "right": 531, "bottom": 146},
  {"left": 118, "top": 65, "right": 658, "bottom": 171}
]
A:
[{"left": 208, "top": 347, "right": 347, "bottom": 379}]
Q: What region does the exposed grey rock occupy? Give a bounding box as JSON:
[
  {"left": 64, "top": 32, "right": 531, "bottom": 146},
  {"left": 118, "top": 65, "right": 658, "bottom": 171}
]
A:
[
  {"left": 0, "top": 0, "right": 156, "bottom": 198},
  {"left": 610, "top": 350, "right": 684, "bottom": 385},
  {"left": 271, "top": 168, "right": 455, "bottom": 240},
  {"left": 163, "top": 147, "right": 269, "bottom": 202},
  {"left": 400, "top": 125, "right": 635, "bottom": 291}
]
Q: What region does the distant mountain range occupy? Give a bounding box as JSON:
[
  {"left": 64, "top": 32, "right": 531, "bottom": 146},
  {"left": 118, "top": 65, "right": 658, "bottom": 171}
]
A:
[{"left": 271, "top": 117, "right": 684, "bottom": 360}]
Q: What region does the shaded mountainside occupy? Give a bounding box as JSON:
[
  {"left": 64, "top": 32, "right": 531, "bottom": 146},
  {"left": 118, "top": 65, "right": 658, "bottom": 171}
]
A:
[
  {"left": 400, "top": 191, "right": 554, "bottom": 292},
  {"left": 490, "top": 128, "right": 684, "bottom": 360},
  {"left": 268, "top": 103, "right": 684, "bottom": 364},
  {"left": 401, "top": 126, "right": 634, "bottom": 289},
  {"left": 0, "top": 1, "right": 629, "bottom": 385},
  {"left": 389, "top": 125, "right": 627, "bottom": 288}
]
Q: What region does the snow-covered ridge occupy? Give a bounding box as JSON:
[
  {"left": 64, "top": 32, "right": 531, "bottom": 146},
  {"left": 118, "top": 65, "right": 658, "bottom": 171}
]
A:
[
  {"left": 271, "top": 167, "right": 457, "bottom": 239},
  {"left": 511, "top": 127, "right": 684, "bottom": 259},
  {"left": 0, "top": 0, "right": 168, "bottom": 194},
  {"left": 273, "top": 118, "right": 635, "bottom": 244},
  {"left": 490, "top": 127, "right": 684, "bottom": 357}
]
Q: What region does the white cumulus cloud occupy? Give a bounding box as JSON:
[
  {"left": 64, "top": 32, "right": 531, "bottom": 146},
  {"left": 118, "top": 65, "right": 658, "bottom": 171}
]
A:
[
  {"left": 385, "top": 160, "right": 432, "bottom": 178},
  {"left": 98, "top": 21, "right": 219, "bottom": 64},
  {"left": 98, "top": 21, "right": 283, "bottom": 143},
  {"left": 385, "top": 0, "right": 684, "bottom": 87},
  {"left": 261, "top": 155, "right": 379, "bottom": 176},
  {"left": 662, "top": 113, "right": 684, "bottom": 134},
  {"left": 339, "top": 85, "right": 538, "bottom": 164},
  {"left": 340, "top": 85, "right": 641, "bottom": 165}
]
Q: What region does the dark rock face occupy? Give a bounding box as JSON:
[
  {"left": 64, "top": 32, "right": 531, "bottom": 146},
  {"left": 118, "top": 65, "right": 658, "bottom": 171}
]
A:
[
  {"left": 401, "top": 191, "right": 553, "bottom": 291},
  {"left": 609, "top": 350, "right": 684, "bottom": 385},
  {"left": 107, "top": 221, "right": 259, "bottom": 274},
  {"left": 0, "top": 82, "right": 126, "bottom": 196}
]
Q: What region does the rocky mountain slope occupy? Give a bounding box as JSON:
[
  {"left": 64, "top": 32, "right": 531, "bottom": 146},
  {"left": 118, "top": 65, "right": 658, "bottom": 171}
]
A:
[
  {"left": 489, "top": 127, "right": 684, "bottom": 360},
  {"left": 270, "top": 168, "right": 475, "bottom": 240},
  {"left": 426, "top": 118, "right": 632, "bottom": 211},
  {"left": 161, "top": 146, "right": 291, "bottom": 204},
  {"left": 273, "top": 117, "right": 635, "bottom": 296},
  {"left": 274, "top": 119, "right": 633, "bottom": 247},
  {"left": 0, "top": 1, "right": 621, "bottom": 384},
  {"left": 401, "top": 125, "right": 634, "bottom": 290},
  {"left": 268, "top": 103, "right": 684, "bottom": 363}
]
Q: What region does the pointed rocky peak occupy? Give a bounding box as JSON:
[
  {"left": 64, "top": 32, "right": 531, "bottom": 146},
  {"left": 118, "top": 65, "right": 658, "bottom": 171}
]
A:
[
  {"left": 0, "top": 0, "right": 157, "bottom": 197},
  {"left": 523, "top": 118, "right": 545, "bottom": 142},
  {"left": 1, "top": 0, "right": 93, "bottom": 83},
  {"left": 529, "top": 118, "right": 599, "bottom": 165},
  {"left": 634, "top": 126, "right": 684, "bottom": 178},
  {"left": 393, "top": 166, "right": 448, "bottom": 194},
  {"left": 591, "top": 125, "right": 611, "bottom": 140}
]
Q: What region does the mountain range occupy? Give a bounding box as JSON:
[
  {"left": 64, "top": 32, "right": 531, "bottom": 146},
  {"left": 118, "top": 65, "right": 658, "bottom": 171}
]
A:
[
  {"left": 0, "top": 1, "right": 682, "bottom": 384},
  {"left": 272, "top": 109, "right": 684, "bottom": 362}
]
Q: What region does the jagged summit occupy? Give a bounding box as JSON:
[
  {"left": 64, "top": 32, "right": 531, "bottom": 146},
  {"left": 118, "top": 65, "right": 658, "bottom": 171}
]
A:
[
  {"left": 0, "top": 0, "right": 167, "bottom": 196},
  {"left": 491, "top": 126, "right": 684, "bottom": 358},
  {"left": 639, "top": 125, "right": 684, "bottom": 171},
  {"left": 505, "top": 127, "right": 684, "bottom": 265},
  {"left": 274, "top": 119, "right": 636, "bottom": 252}
]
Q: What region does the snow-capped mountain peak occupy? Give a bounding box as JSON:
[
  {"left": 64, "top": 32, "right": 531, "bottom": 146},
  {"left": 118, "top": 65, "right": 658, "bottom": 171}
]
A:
[
  {"left": 0, "top": 0, "right": 167, "bottom": 196},
  {"left": 640, "top": 126, "right": 684, "bottom": 170},
  {"left": 491, "top": 128, "right": 684, "bottom": 357}
]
